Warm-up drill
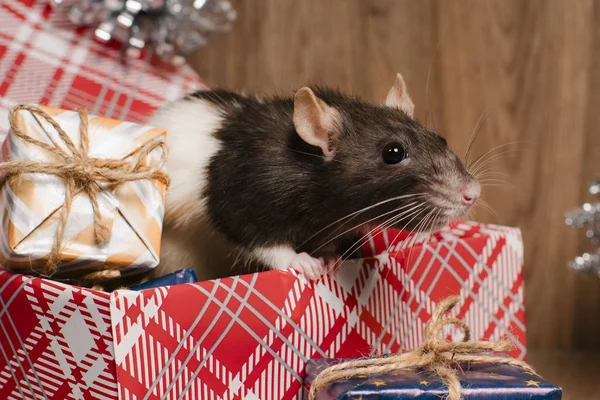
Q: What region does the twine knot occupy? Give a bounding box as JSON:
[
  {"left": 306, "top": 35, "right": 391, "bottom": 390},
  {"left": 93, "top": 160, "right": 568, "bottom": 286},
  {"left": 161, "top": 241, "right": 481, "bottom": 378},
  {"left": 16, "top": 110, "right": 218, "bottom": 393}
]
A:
[
  {"left": 71, "top": 163, "right": 95, "bottom": 185},
  {"left": 0, "top": 104, "right": 170, "bottom": 277},
  {"left": 308, "top": 296, "right": 537, "bottom": 400}
]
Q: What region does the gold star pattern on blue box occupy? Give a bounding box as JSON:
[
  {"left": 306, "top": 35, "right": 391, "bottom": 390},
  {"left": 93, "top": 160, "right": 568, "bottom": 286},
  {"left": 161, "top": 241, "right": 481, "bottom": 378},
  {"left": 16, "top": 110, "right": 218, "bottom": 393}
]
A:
[{"left": 305, "top": 359, "right": 562, "bottom": 399}]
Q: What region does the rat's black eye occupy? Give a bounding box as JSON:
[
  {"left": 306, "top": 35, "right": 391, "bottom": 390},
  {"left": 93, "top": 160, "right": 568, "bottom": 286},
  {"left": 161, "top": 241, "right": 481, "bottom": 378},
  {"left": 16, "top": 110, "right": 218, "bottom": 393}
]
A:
[
  {"left": 382, "top": 142, "right": 407, "bottom": 164},
  {"left": 438, "top": 135, "right": 448, "bottom": 146}
]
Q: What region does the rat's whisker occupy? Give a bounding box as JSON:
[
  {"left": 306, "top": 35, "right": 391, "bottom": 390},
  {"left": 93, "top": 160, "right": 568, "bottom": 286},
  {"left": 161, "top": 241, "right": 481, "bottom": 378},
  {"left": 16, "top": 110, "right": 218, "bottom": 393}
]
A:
[
  {"left": 473, "top": 168, "right": 509, "bottom": 178},
  {"left": 479, "top": 180, "right": 514, "bottom": 189},
  {"left": 324, "top": 206, "right": 425, "bottom": 279},
  {"left": 467, "top": 208, "right": 475, "bottom": 220},
  {"left": 417, "top": 208, "right": 442, "bottom": 258},
  {"left": 467, "top": 141, "right": 525, "bottom": 171},
  {"left": 404, "top": 208, "right": 435, "bottom": 261},
  {"left": 390, "top": 207, "right": 438, "bottom": 264},
  {"left": 480, "top": 183, "right": 514, "bottom": 189},
  {"left": 410, "top": 206, "right": 440, "bottom": 255},
  {"left": 312, "top": 201, "right": 423, "bottom": 255},
  {"left": 476, "top": 199, "right": 500, "bottom": 221},
  {"left": 298, "top": 193, "right": 428, "bottom": 248},
  {"left": 332, "top": 206, "right": 429, "bottom": 274},
  {"left": 329, "top": 205, "right": 429, "bottom": 275},
  {"left": 431, "top": 208, "right": 443, "bottom": 232},
  {"left": 359, "top": 205, "right": 427, "bottom": 255},
  {"left": 469, "top": 147, "right": 526, "bottom": 176},
  {"left": 423, "top": 210, "right": 441, "bottom": 252},
  {"left": 386, "top": 206, "right": 433, "bottom": 254},
  {"left": 464, "top": 108, "right": 490, "bottom": 164},
  {"left": 478, "top": 178, "right": 513, "bottom": 185},
  {"left": 414, "top": 214, "right": 434, "bottom": 256},
  {"left": 408, "top": 208, "right": 432, "bottom": 248},
  {"left": 475, "top": 172, "right": 510, "bottom": 181},
  {"left": 470, "top": 148, "right": 522, "bottom": 173},
  {"left": 468, "top": 141, "right": 529, "bottom": 173},
  {"left": 473, "top": 149, "right": 525, "bottom": 174},
  {"left": 469, "top": 142, "right": 520, "bottom": 171}
]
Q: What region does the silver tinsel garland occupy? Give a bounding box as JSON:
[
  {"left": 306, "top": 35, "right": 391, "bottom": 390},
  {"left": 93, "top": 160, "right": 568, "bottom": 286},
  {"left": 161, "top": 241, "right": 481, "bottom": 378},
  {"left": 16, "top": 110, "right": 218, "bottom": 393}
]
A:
[
  {"left": 50, "top": 0, "right": 236, "bottom": 65},
  {"left": 565, "top": 179, "right": 600, "bottom": 275}
]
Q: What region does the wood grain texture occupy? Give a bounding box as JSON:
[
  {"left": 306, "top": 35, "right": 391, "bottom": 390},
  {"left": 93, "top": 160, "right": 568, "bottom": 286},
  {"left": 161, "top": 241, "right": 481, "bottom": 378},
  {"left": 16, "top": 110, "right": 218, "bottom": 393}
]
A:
[
  {"left": 528, "top": 350, "right": 600, "bottom": 399},
  {"left": 188, "top": 0, "right": 600, "bottom": 351}
]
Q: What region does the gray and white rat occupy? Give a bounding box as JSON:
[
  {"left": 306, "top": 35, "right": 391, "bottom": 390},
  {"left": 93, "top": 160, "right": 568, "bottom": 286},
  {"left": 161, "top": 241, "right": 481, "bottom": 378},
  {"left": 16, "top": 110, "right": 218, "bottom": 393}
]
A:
[{"left": 148, "top": 73, "right": 480, "bottom": 281}]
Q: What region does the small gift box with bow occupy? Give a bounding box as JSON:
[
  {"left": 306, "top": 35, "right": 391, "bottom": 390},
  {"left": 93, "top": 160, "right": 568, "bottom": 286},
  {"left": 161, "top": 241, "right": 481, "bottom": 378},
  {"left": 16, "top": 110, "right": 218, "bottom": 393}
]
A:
[
  {"left": 305, "top": 297, "right": 562, "bottom": 400},
  {"left": 0, "top": 105, "right": 169, "bottom": 282}
]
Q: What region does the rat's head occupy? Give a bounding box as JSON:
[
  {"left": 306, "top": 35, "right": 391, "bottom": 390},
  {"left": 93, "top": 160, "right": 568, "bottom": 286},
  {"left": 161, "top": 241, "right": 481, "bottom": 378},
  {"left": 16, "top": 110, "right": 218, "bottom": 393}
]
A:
[{"left": 292, "top": 73, "right": 480, "bottom": 232}]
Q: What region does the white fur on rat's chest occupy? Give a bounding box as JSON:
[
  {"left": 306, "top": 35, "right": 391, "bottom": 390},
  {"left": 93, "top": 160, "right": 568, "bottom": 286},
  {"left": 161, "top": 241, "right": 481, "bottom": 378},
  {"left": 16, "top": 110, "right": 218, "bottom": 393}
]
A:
[
  {"left": 148, "top": 98, "right": 231, "bottom": 279},
  {"left": 150, "top": 98, "right": 223, "bottom": 214}
]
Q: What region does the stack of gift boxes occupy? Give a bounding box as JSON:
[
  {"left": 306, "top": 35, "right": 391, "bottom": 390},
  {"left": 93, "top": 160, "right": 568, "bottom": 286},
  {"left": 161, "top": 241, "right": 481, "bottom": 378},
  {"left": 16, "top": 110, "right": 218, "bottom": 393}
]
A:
[{"left": 0, "top": 2, "right": 560, "bottom": 400}]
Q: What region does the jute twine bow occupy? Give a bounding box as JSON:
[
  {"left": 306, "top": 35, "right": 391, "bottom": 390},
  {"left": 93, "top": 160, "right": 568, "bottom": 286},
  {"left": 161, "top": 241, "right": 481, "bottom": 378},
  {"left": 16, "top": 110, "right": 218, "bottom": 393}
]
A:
[
  {"left": 0, "top": 104, "right": 170, "bottom": 277},
  {"left": 308, "top": 296, "right": 537, "bottom": 400}
]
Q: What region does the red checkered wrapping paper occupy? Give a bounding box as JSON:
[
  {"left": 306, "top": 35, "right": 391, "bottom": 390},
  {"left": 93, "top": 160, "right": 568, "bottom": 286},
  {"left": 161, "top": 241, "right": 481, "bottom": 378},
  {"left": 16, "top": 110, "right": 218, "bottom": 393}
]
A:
[
  {"left": 0, "top": 271, "right": 117, "bottom": 399},
  {"left": 0, "top": 222, "right": 526, "bottom": 400},
  {"left": 0, "top": 0, "right": 204, "bottom": 139}
]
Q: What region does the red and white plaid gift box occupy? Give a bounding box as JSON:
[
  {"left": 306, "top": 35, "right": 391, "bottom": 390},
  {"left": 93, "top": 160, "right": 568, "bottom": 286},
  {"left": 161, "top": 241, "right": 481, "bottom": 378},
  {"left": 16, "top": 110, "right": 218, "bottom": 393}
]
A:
[
  {"left": 0, "top": 0, "right": 204, "bottom": 139},
  {"left": 0, "top": 222, "right": 526, "bottom": 400}
]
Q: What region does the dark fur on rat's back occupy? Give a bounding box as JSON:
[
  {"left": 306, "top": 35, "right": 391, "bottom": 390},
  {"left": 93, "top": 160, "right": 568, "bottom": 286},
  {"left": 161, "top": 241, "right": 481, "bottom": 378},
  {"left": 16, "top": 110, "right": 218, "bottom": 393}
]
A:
[{"left": 186, "top": 88, "right": 466, "bottom": 253}]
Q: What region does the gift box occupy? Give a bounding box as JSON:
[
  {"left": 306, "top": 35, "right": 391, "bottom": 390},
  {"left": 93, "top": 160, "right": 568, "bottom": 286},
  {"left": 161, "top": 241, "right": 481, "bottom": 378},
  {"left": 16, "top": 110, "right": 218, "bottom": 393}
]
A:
[
  {"left": 304, "top": 296, "right": 556, "bottom": 400},
  {"left": 0, "top": 222, "right": 526, "bottom": 399},
  {"left": 0, "top": 1, "right": 204, "bottom": 140},
  {"left": 0, "top": 105, "right": 168, "bottom": 277},
  {"left": 304, "top": 359, "right": 561, "bottom": 399}
]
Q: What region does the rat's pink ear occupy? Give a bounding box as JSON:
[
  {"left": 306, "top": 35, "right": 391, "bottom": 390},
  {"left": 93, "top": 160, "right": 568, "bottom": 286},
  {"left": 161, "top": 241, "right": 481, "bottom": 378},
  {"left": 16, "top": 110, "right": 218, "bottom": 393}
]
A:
[
  {"left": 385, "top": 73, "right": 415, "bottom": 118},
  {"left": 293, "top": 87, "right": 341, "bottom": 160}
]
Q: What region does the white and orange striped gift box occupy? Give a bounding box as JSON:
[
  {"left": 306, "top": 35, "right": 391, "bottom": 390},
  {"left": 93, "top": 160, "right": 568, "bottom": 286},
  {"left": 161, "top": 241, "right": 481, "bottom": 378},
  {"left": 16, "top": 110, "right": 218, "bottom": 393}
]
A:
[
  {"left": 0, "top": 105, "right": 168, "bottom": 275},
  {"left": 0, "top": 222, "right": 526, "bottom": 400}
]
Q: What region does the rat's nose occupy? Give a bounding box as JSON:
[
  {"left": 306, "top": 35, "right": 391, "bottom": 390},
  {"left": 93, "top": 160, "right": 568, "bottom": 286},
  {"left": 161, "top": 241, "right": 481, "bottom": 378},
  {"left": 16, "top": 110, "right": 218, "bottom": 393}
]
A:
[{"left": 461, "top": 181, "right": 481, "bottom": 206}]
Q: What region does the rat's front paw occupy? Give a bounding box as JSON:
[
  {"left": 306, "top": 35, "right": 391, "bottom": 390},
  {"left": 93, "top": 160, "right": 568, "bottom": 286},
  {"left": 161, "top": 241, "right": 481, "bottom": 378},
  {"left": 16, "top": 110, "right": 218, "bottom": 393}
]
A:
[{"left": 290, "top": 252, "right": 337, "bottom": 280}]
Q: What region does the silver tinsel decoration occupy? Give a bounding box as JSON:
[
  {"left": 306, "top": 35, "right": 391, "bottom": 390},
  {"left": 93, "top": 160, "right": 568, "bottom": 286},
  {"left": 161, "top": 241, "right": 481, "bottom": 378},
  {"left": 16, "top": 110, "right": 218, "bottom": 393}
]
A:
[
  {"left": 565, "top": 179, "right": 600, "bottom": 276},
  {"left": 50, "top": 0, "right": 236, "bottom": 65}
]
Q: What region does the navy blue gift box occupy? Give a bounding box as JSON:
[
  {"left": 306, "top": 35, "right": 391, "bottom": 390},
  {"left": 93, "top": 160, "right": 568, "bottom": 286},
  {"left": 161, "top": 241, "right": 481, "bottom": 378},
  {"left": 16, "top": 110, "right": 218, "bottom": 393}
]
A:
[
  {"left": 130, "top": 268, "right": 197, "bottom": 290},
  {"left": 304, "top": 358, "right": 562, "bottom": 400}
]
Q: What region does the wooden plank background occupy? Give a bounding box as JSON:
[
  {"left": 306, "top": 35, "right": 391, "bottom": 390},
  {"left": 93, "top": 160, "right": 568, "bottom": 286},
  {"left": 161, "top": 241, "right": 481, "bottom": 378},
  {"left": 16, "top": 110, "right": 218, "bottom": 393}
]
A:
[{"left": 189, "top": 0, "right": 600, "bottom": 352}]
